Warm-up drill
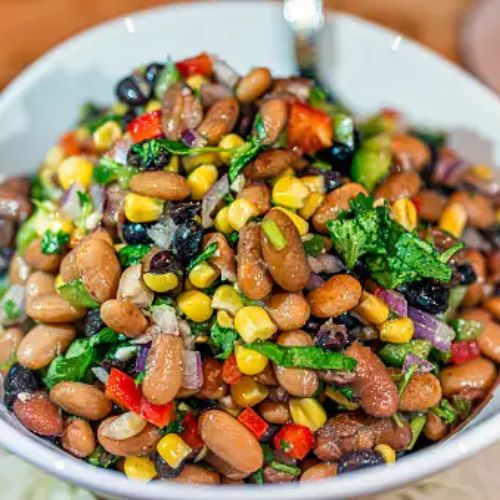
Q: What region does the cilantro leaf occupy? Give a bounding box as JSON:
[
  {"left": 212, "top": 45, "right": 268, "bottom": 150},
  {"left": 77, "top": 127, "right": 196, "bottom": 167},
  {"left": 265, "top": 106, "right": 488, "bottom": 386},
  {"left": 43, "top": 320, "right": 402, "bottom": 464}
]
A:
[
  {"left": 3, "top": 299, "right": 20, "bottom": 321},
  {"left": 41, "top": 230, "right": 70, "bottom": 255},
  {"left": 187, "top": 242, "right": 218, "bottom": 272},
  {"left": 118, "top": 244, "right": 152, "bottom": 267},
  {"left": 93, "top": 157, "right": 137, "bottom": 188},
  {"left": 228, "top": 139, "right": 262, "bottom": 183},
  {"left": 58, "top": 278, "right": 100, "bottom": 309},
  {"left": 431, "top": 399, "right": 457, "bottom": 425},
  {"left": 302, "top": 234, "right": 326, "bottom": 257},
  {"left": 209, "top": 322, "right": 239, "bottom": 360}
]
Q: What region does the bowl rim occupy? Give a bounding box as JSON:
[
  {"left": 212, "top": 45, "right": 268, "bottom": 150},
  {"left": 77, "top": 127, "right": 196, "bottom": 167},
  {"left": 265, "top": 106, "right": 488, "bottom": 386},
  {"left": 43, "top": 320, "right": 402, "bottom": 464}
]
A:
[{"left": 1, "top": 1, "right": 500, "bottom": 498}]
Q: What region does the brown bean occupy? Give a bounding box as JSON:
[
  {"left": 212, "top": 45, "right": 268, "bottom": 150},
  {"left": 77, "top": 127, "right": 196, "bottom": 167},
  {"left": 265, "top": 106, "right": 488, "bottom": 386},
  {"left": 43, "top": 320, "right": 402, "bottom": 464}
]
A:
[
  {"left": 142, "top": 334, "right": 183, "bottom": 405},
  {"left": 259, "top": 98, "right": 288, "bottom": 145},
  {"left": 237, "top": 181, "right": 271, "bottom": 215},
  {"left": 50, "top": 382, "right": 111, "bottom": 420},
  {"left": 8, "top": 253, "right": 31, "bottom": 285},
  {"left": 76, "top": 237, "right": 120, "bottom": 303},
  {"left": 61, "top": 418, "right": 96, "bottom": 458},
  {"left": 414, "top": 190, "right": 446, "bottom": 222},
  {"left": 391, "top": 134, "right": 431, "bottom": 171},
  {"left": 274, "top": 331, "right": 318, "bottom": 397},
  {"left": 313, "top": 183, "right": 368, "bottom": 234},
  {"left": 261, "top": 208, "right": 310, "bottom": 292},
  {"left": 98, "top": 416, "right": 161, "bottom": 457},
  {"left": 197, "top": 358, "right": 228, "bottom": 399},
  {"left": 204, "top": 451, "right": 249, "bottom": 480},
  {"left": 26, "top": 293, "right": 86, "bottom": 323},
  {"left": 258, "top": 401, "right": 291, "bottom": 424},
  {"left": 17, "top": 324, "right": 75, "bottom": 370},
  {"left": 255, "top": 364, "right": 279, "bottom": 386},
  {"left": 237, "top": 223, "right": 273, "bottom": 300},
  {"left": 440, "top": 357, "right": 496, "bottom": 398},
  {"left": 374, "top": 171, "right": 422, "bottom": 201},
  {"left": 0, "top": 188, "right": 32, "bottom": 222},
  {"left": 203, "top": 232, "right": 236, "bottom": 282},
  {"left": 272, "top": 77, "right": 313, "bottom": 101},
  {"left": 82, "top": 228, "right": 115, "bottom": 247},
  {"left": 483, "top": 297, "right": 500, "bottom": 321},
  {"left": 266, "top": 292, "right": 310, "bottom": 331},
  {"left": 24, "top": 238, "right": 62, "bottom": 272},
  {"left": 221, "top": 477, "right": 245, "bottom": 485},
  {"left": 197, "top": 97, "right": 239, "bottom": 145},
  {"left": 460, "top": 307, "right": 492, "bottom": 323},
  {"left": 301, "top": 463, "right": 338, "bottom": 482},
  {"left": 100, "top": 300, "right": 148, "bottom": 338},
  {"left": 0, "top": 327, "right": 23, "bottom": 367},
  {"left": 25, "top": 271, "right": 55, "bottom": 303},
  {"left": 345, "top": 343, "right": 399, "bottom": 418},
  {"left": 399, "top": 373, "right": 442, "bottom": 411},
  {"left": 13, "top": 392, "right": 63, "bottom": 436},
  {"left": 168, "top": 464, "right": 220, "bottom": 484},
  {"left": 462, "top": 249, "right": 487, "bottom": 307},
  {"left": 129, "top": 171, "right": 190, "bottom": 201},
  {"left": 478, "top": 321, "right": 500, "bottom": 362},
  {"left": 308, "top": 274, "right": 362, "bottom": 318},
  {"left": 449, "top": 191, "right": 496, "bottom": 229},
  {"left": 199, "top": 409, "right": 264, "bottom": 475},
  {"left": 60, "top": 250, "right": 80, "bottom": 282},
  {"left": 117, "top": 265, "right": 154, "bottom": 308},
  {"left": 244, "top": 150, "right": 304, "bottom": 179},
  {"left": 424, "top": 412, "right": 447, "bottom": 441},
  {"left": 236, "top": 67, "right": 272, "bottom": 103}
]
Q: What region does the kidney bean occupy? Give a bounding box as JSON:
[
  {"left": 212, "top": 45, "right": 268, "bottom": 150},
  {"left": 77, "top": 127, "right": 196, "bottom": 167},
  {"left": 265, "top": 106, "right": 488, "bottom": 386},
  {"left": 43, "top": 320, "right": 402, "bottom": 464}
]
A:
[
  {"left": 237, "top": 181, "right": 271, "bottom": 216},
  {"left": 258, "top": 401, "right": 291, "bottom": 424},
  {"left": 237, "top": 223, "right": 273, "bottom": 300},
  {"left": 478, "top": 321, "right": 500, "bottom": 362},
  {"left": 0, "top": 327, "right": 23, "bottom": 368},
  {"left": 414, "top": 190, "right": 446, "bottom": 223},
  {"left": 399, "top": 373, "right": 442, "bottom": 411},
  {"left": 307, "top": 274, "right": 362, "bottom": 318},
  {"left": 8, "top": 253, "right": 31, "bottom": 285},
  {"left": 424, "top": 412, "right": 447, "bottom": 441},
  {"left": 61, "top": 418, "right": 96, "bottom": 458},
  {"left": 76, "top": 237, "right": 121, "bottom": 303},
  {"left": 13, "top": 391, "right": 63, "bottom": 436},
  {"left": 100, "top": 300, "right": 148, "bottom": 338},
  {"left": 199, "top": 409, "right": 264, "bottom": 475},
  {"left": 24, "top": 238, "right": 62, "bottom": 272},
  {"left": 483, "top": 297, "right": 500, "bottom": 321},
  {"left": 300, "top": 462, "right": 338, "bottom": 482},
  {"left": 266, "top": 292, "right": 310, "bottom": 331},
  {"left": 142, "top": 334, "right": 183, "bottom": 405},
  {"left": 259, "top": 99, "right": 288, "bottom": 145},
  {"left": 197, "top": 97, "right": 239, "bottom": 145},
  {"left": 26, "top": 293, "right": 86, "bottom": 323},
  {"left": 60, "top": 250, "right": 80, "bottom": 283},
  {"left": 50, "top": 382, "right": 112, "bottom": 420},
  {"left": 449, "top": 191, "right": 496, "bottom": 230},
  {"left": 261, "top": 209, "right": 310, "bottom": 292},
  {"left": 129, "top": 171, "right": 190, "bottom": 201},
  {"left": 391, "top": 134, "right": 431, "bottom": 171},
  {"left": 204, "top": 451, "right": 249, "bottom": 480},
  {"left": 345, "top": 343, "right": 399, "bottom": 418},
  {"left": 203, "top": 233, "right": 236, "bottom": 282},
  {"left": 313, "top": 183, "right": 368, "bottom": 234},
  {"left": 462, "top": 249, "right": 486, "bottom": 307},
  {"left": 25, "top": 271, "right": 55, "bottom": 303},
  {"left": 17, "top": 324, "right": 75, "bottom": 370},
  {"left": 116, "top": 265, "right": 153, "bottom": 308},
  {"left": 98, "top": 416, "right": 160, "bottom": 456},
  {"left": 236, "top": 67, "right": 272, "bottom": 103},
  {"left": 168, "top": 464, "right": 220, "bottom": 484},
  {"left": 374, "top": 171, "right": 422, "bottom": 202},
  {"left": 244, "top": 150, "right": 304, "bottom": 179},
  {"left": 440, "top": 357, "right": 496, "bottom": 398},
  {"left": 273, "top": 331, "right": 318, "bottom": 397},
  {"left": 197, "top": 357, "right": 228, "bottom": 399},
  {"left": 255, "top": 364, "right": 279, "bottom": 386}
]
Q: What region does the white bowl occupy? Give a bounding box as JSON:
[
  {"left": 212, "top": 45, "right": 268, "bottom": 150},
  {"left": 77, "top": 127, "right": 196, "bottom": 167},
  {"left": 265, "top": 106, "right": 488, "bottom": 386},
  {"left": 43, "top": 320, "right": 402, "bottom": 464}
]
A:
[{"left": 1, "top": 1, "right": 499, "bottom": 498}]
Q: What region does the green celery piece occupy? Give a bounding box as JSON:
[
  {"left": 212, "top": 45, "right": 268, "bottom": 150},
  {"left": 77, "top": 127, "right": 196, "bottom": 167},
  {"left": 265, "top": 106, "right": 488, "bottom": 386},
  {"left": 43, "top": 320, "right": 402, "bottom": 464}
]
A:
[
  {"left": 58, "top": 279, "right": 100, "bottom": 309},
  {"left": 450, "top": 319, "right": 483, "bottom": 341},
  {"left": 397, "top": 364, "right": 417, "bottom": 395},
  {"left": 451, "top": 395, "right": 472, "bottom": 420},
  {"left": 378, "top": 340, "right": 432, "bottom": 368},
  {"left": 407, "top": 415, "right": 427, "bottom": 450},
  {"left": 440, "top": 286, "right": 467, "bottom": 321},
  {"left": 431, "top": 399, "right": 457, "bottom": 425},
  {"left": 187, "top": 242, "right": 218, "bottom": 272},
  {"left": 261, "top": 220, "right": 287, "bottom": 251},
  {"left": 351, "top": 147, "right": 392, "bottom": 192}
]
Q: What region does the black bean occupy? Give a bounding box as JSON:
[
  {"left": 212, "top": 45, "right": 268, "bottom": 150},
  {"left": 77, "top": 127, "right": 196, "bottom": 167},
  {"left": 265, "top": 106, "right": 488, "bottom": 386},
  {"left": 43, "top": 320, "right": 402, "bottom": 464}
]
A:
[
  {"left": 152, "top": 452, "right": 183, "bottom": 479},
  {"left": 120, "top": 108, "right": 138, "bottom": 129},
  {"left": 316, "top": 142, "right": 356, "bottom": 175},
  {"left": 115, "top": 75, "right": 150, "bottom": 106},
  {"left": 147, "top": 251, "right": 184, "bottom": 294},
  {"left": 259, "top": 424, "right": 279, "bottom": 443},
  {"left": 337, "top": 449, "right": 384, "bottom": 474},
  {"left": 303, "top": 316, "right": 323, "bottom": 334},
  {"left": 268, "top": 386, "right": 289, "bottom": 403},
  {"left": 235, "top": 102, "right": 256, "bottom": 137},
  {"left": 3, "top": 364, "right": 39, "bottom": 408},
  {"left": 122, "top": 221, "right": 154, "bottom": 245},
  {"left": 127, "top": 139, "right": 172, "bottom": 170},
  {"left": 167, "top": 202, "right": 200, "bottom": 225},
  {"left": 334, "top": 313, "right": 362, "bottom": 331},
  {"left": 144, "top": 63, "right": 165, "bottom": 85},
  {"left": 315, "top": 321, "right": 350, "bottom": 351},
  {"left": 172, "top": 221, "right": 203, "bottom": 264},
  {"left": 456, "top": 263, "right": 477, "bottom": 285},
  {"left": 402, "top": 279, "right": 449, "bottom": 314},
  {"left": 83, "top": 310, "right": 105, "bottom": 338}
]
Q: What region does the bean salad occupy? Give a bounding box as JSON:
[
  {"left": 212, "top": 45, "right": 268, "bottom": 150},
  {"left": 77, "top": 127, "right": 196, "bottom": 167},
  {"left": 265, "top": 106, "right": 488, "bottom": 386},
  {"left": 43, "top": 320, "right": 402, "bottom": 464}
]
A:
[{"left": 1, "top": 52, "right": 499, "bottom": 485}]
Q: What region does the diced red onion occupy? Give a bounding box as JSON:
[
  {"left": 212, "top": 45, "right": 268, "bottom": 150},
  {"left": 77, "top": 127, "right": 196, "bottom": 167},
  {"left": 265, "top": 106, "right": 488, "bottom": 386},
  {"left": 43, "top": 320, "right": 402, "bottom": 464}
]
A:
[
  {"left": 182, "top": 350, "right": 204, "bottom": 390},
  {"left": 433, "top": 150, "right": 468, "bottom": 186},
  {"left": 212, "top": 56, "right": 240, "bottom": 88},
  {"left": 61, "top": 182, "right": 84, "bottom": 220},
  {"left": 408, "top": 306, "right": 455, "bottom": 351},
  {"left": 317, "top": 254, "right": 344, "bottom": 274},
  {"left": 135, "top": 343, "right": 151, "bottom": 373},
  {"left": 403, "top": 353, "right": 434, "bottom": 374},
  {"left": 201, "top": 174, "right": 229, "bottom": 228},
  {"left": 374, "top": 287, "right": 408, "bottom": 317},
  {"left": 146, "top": 216, "right": 176, "bottom": 249},
  {"left": 182, "top": 129, "right": 207, "bottom": 149},
  {"left": 109, "top": 136, "right": 132, "bottom": 164},
  {"left": 306, "top": 272, "right": 324, "bottom": 291},
  {"left": 90, "top": 184, "right": 105, "bottom": 216},
  {"left": 114, "top": 345, "right": 138, "bottom": 362},
  {"left": 152, "top": 305, "right": 179, "bottom": 334}
]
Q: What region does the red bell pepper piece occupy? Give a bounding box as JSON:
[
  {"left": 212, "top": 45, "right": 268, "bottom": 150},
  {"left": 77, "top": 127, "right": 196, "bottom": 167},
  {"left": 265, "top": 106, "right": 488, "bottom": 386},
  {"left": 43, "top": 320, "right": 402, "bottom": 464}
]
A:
[
  {"left": 140, "top": 399, "right": 176, "bottom": 428},
  {"left": 287, "top": 102, "right": 332, "bottom": 154},
  {"left": 222, "top": 353, "right": 242, "bottom": 385},
  {"left": 59, "top": 131, "right": 81, "bottom": 156},
  {"left": 180, "top": 412, "right": 204, "bottom": 450},
  {"left": 127, "top": 110, "right": 163, "bottom": 143},
  {"left": 450, "top": 340, "right": 480, "bottom": 365},
  {"left": 176, "top": 52, "right": 213, "bottom": 78},
  {"left": 273, "top": 423, "right": 315, "bottom": 460},
  {"left": 237, "top": 407, "right": 269, "bottom": 440}
]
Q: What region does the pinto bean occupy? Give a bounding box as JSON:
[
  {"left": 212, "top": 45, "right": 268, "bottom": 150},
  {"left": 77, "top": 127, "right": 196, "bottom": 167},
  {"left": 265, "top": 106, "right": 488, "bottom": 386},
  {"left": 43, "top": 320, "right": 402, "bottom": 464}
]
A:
[
  {"left": 25, "top": 271, "right": 55, "bottom": 303},
  {"left": 0, "top": 188, "right": 32, "bottom": 222},
  {"left": 266, "top": 292, "right": 310, "bottom": 331},
  {"left": 8, "top": 253, "right": 31, "bottom": 285},
  {"left": 204, "top": 452, "right": 249, "bottom": 480},
  {"left": 82, "top": 228, "right": 114, "bottom": 247},
  {"left": 117, "top": 265, "right": 154, "bottom": 308},
  {"left": 478, "top": 321, "right": 500, "bottom": 362},
  {"left": 255, "top": 363, "right": 279, "bottom": 386},
  {"left": 50, "top": 382, "right": 112, "bottom": 420},
  {"left": 374, "top": 171, "right": 422, "bottom": 202},
  {"left": 301, "top": 463, "right": 338, "bottom": 482},
  {"left": 261, "top": 209, "right": 310, "bottom": 292},
  {"left": 414, "top": 190, "right": 446, "bottom": 222},
  {"left": 17, "top": 324, "right": 75, "bottom": 370},
  {"left": 236, "top": 67, "right": 272, "bottom": 103},
  {"left": 483, "top": 297, "right": 500, "bottom": 321},
  {"left": 271, "top": 77, "right": 313, "bottom": 101},
  {"left": 98, "top": 416, "right": 160, "bottom": 456},
  {"left": 199, "top": 409, "right": 264, "bottom": 475},
  {"left": 258, "top": 401, "right": 291, "bottom": 424},
  {"left": 307, "top": 274, "right": 362, "bottom": 318},
  {"left": 26, "top": 293, "right": 86, "bottom": 323},
  {"left": 237, "top": 223, "right": 273, "bottom": 300},
  {"left": 259, "top": 99, "right": 287, "bottom": 145},
  {"left": 13, "top": 391, "right": 63, "bottom": 436},
  {"left": 0, "top": 327, "right": 23, "bottom": 367},
  {"left": 273, "top": 331, "right": 318, "bottom": 397},
  {"left": 76, "top": 237, "right": 120, "bottom": 303},
  {"left": 424, "top": 412, "right": 447, "bottom": 441},
  {"left": 197, "top": 357, "right": 228, "bottom": 399},
  {"left": 263, "top": 465, "right": 296, "bottom": 484},
  {"left": 449, "top": 191, "right": 496, "bottom": 229},
  {"left": 129, "top": 171, "right": 190, "bottom": 201},
  {"left": 244, "top": 150, "right": 304, "bottom": 179},
  {"left": 462, "top": 249, "right": 487, "bottom": 307},
  {"left": 345, "top": 343, "right": 399, "bottom": 418},
  {"left": 197, "top": 97, "right": 239, "bottom": 145},
  {"left": 142, "top": 334, "right": 183, "bottom": 405},
  {"left": 24, "top": 238, "right": 62, "bottom": 272},
  {"left": 391, "top": 134, "right": 431, "bottom": 171},
  {"left": 237, "top": 182, "right": 271, "bottom": 215},
  {"left": 203, "top": 233, "right": 236, "bottom": 282},
  {"left": 100, "top": 300, "right": 148, "bottom": 338},
  {"left": 460, "top": 308, "right": 492, "bottom": 323},
  {"left": 399, "top": 373, "right": 442, "bottom": 411},
  {"left": 440, "top": 357, "right": 496, "bottom": 398},
  {"left": 168, "top": 464, "right": 220, "bottom": 484},
  {"left": 60, "top": 250, "right": 80, "bottom": 283},
  {"left": 313, "top": 183, "right": 368, "bottom": 234},
  {"left": 61, "top": 418, "right": 96, "bottom": 458}
]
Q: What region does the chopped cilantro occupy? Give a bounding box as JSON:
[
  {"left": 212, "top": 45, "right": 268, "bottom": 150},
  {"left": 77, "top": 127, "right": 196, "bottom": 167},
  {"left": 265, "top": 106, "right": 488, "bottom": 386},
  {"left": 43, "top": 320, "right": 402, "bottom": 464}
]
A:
[
  {"left": 58, "top": 279, "right": 100, "bottom": 309},
  {"left": 134, "top": 370, "right": 146, "bottom": 385},
  {"left": 118, "top": 244, "right": 152, "bottom": 267},
  {"left": 3, "top": 299, "right": 20, "bottom": 321},
  {"left": 209, "top": 321, "right": 239, "bottom": 360},
  {"left": 431, "top": 399, "right": 457, "bottom": 425},
  {"left": 41, "top": 230, "right": 70, "bottom": 255},
  {"left": 187, "top": 242, "right": 218, "bottom": 272},
  {"left": 302, "top": 234, "right": 326, "bottom": 257}
]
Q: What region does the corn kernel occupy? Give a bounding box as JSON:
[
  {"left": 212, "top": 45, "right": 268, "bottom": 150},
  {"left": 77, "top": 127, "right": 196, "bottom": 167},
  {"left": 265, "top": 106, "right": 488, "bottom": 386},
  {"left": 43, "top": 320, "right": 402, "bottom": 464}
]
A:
[
  {"left": 110, "top": 102, "right": 129, "bottom": 115},
  {"left": 184, "top": 277, "right": 196, "bottom": 291},
  {"left": 273, "top": 207, "right": 309, "bottom": 236},
  {"left": 164, "top": 155, "right": 180, "bottom": 173},
  {"left": 214, "top": 206, "right": 233, "bottom": 234},
  {"left": 44, "top": 145, "right": 64, "bottom": 168},
  {"left": 470, "top": 164, "right": 494, "bottom": 181},
  {"left": 227, "top": 199, "right": 258, "bottom": 231},
  {"left": 54, "top": 274, "right": 65, "bottom": 290},
  {"left": 379, "top": 317, "right": 414, "bottom": 344},
  {"left": 212, "top": 285, "right": 244, "bottom": 315},
  {"left": 272, "top": 176, "right": 310, "bottom": 209},
  {"left": 234, "top": 306, "right": 277, "bottom": 343},
  {"left": 375, "top": 444, "right": 396, "bottom": 464},
  {"left": 235, "top": 344, "right": 269, "bottom": 375},
  {"left": 269, "top": 167, "right": 295, "bottom": 186},
  {"left": 143, "top": 272, "right": 179, "bottom": 293},
  {"left": 218, "top": 133, "right": 245, "bottom": 164},
  {"left": 187, "top": 164, "right": 218, "bottom": 200},
  {"left": 217, "top": 310, "right": 234, "bottom": 328},
  {"left": 123, "top": 456, "right": 157, "bottom": 482},
  {"left": 145, "top": 99, "right": 162, "bottom": 112},
  {"left": 124, "top": 193, "right": 164, "bottom": 223},
  {"left": 300, "top": 175, "right": 325, "bottom": 193},
  {"left": 355, "top": 291, "right": 389, "bottom": 325},
  {"left": 57, "top": 156, "right": 94, "bottom": 190},
  {"left": 439, "top": 202, "right": 467, "bottom": 239},
  {"left": 289, "top": 398, "right": 327, "bottom": 432},
  {"left": 299, "top": 193, "right": 325, "bottom": 220},
  {"left": 157, "top": 434, "right": 192, "bottom": 469},
  {"left": 230, "top": 375, "right": 269, "bottom": 407},
  {"left": 188, "top": 261, "right": 219, "bottom": 289},
  {"left": 323, "top": 386, "right": 359, "bottom": 411},
  {"left": 93, "top": 121, "right": 122, "bottom": 150},
  {"left": 182, "top": 152, "right": 221, "bottom": 173},
  {"left": 46, "top": 217, "right": 74, "bottom": 235},
  {"left": 391, "top": 198, "right": 418, "bottom": 231},
  {"left": 177, "top": 290, "right": 213, "bottom": 322},
  {"left": 186, "top": 74, "right": 210, "bottom": 91}
]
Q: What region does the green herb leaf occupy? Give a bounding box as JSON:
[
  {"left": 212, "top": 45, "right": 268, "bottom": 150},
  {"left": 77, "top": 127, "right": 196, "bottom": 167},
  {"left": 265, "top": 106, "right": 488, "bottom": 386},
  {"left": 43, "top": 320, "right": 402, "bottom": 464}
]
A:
[
  {"left": 407, "top": 415, "right": 426, "bottom": 450},
  {"left": 410, "top": 128, "right": 447, "bottom": 149},
  {"left": 226, "top": 231, "right": 239, "bottom": 246},
  {"left": 118, "top": 244, "right": 152, "bottom": 267},
  {"left": 261, "top": 219, "right": 287, "bottom": 250},
  {"left": 302, "top": 234, "right": 326, "bottom": 257},
  {"left": 269, "top": 461, "right": 302, "bottom": 476},
  {"left": 397, "top": 363, "right": 417, "bottom": 395},
  {"left": 134, "top": 370, "right": 146, "bottom": 385},
  {"left": 15, "top": 214, "right": 39, "bottom": 256},
  {"left": 451, "top": 395, "right": 472, "bottom": 420},
  {"left": 262, "top": 444, "right": 274, "bottom": 464},
  {"left": 187, "top": 242, "right": 218, "bottom": 272},
  {"left": 41, "top": 230, "right": 70, "bottom": 255},
  {"left": 128, "top": 139, "right": 172, "bottom": 169},
  {"left": 3, "top": 299, "right": 21, "bottom": 321},
  {"left": 254, "top": 113, "right": 267, "bottom": 142},
  {"left": 58, "top": 278, "right": 100, "bottom": 309},
  {"left": 154, "top": 58, "right": 181, "bottom": 100},
  {"left": 160, "top": 419, "right": 185, "bottom": 435},
  {"left": 378, "top": 340, "right": 432, "bottom": 367},
  {"left": 86, "top": 445, "right": 119, "bottom": 469},
  {"left": 228, "top": 139, "right": 262, "bottom": 183},
  {"left": 431, "top": 399, "right": 457, "bottom": 425},
  {"left": 93, "top": 157, "right": 137, "bottom": 188},
  {"left": 251, "top": 469, "right": 264, "bottom": 485},
  {"left": 210, "top": 322, "right": 239, "bottom": 360},
  {"left": 450, "top": 319, "right": 483, "bottom": 341}
]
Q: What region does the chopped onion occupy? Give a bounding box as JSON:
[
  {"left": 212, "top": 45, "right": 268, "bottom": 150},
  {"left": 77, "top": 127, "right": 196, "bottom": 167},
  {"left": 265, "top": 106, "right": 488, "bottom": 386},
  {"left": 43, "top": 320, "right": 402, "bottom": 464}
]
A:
[
  {"left": 403, "top": 353, "right": 434, "bottom": 374},
  {"left": 230, "top": 174, "right": 245, "bottom": 193},
  {"left": 109, "top": 136, "right": 132, "bottom": 164},
  {"left": 135, "top": 343, "right": 151, "bottom": 373},
  {"left": 114, "top": 345, "right": 138, "bottom": 362},
  {"left": 433, "top": 150, "right": 468, "bottom": 186},
  {"left": 61, "top": 182, "right": 84, "bottom": 220},
  {"left": 374, "top": 287, "right": 408, "bottom": 317},
  {"left": 212, "top": 56, "right": 240, "bottom": 88},
  {"left": 182, "top": 350, "right": 204, "bottom": 390},
  {"left": 306, "top": 273, "right": 324, "bottom": 291},
  {"left": 91, "top": 367, "right": 109, "bottom": 384},
  {"left": 408, "top": 306, "right": 455, "bottom": 351},
  {"left": 90, "top": 184, "right": 105, "bottom": 216},
  {"left": 201, "top": 174, "right": 229, "bottom": 228},
  {"left": 152, "top": 305, "right": 179, "bottom": 334},
  {"left": 100, "top": 412, "right": 147, "bottom": 440},
  {"left": 132, "top": 325, "right": 161, "bottom": 344},
  {"left": 179, "top": 320, "right": 194, "bottom": 350},
  {"left": 146, "top": 216, "right": 177, "bottom": 249},
  {"left": 317, "top": 254, "right": 344, "bottom": 274},
  {"left": 0, "top": 284, "right": 26, "bottom": 326},
  {"left": 182, "top": 129, "right": 207, "bottom": 148}
]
